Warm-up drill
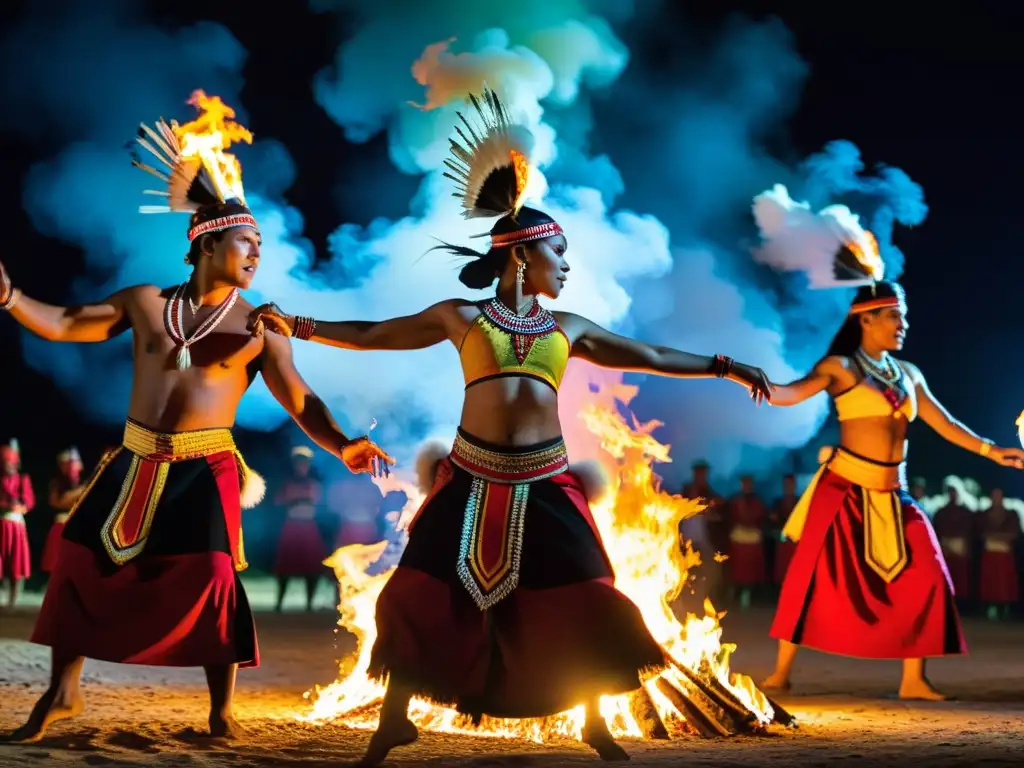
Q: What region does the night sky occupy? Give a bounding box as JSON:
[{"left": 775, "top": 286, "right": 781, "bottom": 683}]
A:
[{"left": 0, "top": 0, "right": 1020, "bottom": 500}]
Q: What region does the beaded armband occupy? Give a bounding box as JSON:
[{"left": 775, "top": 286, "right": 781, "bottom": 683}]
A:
[
  {"left": 293, "top": 316, "right": 316, "bottom": 341},
  {"left": 711, "top": 354, "right": 734, "bottom": 378}
]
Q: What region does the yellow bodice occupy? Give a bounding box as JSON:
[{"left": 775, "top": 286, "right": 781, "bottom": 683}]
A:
[
  {"left": 834, "top": 360, "right": 916, "bottom": 423},
  {"left": 459, "top": 301, "right": 571, "bottom": 392}
]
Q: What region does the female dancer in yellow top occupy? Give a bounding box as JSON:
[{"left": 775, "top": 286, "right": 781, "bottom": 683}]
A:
[
  {"left": 252, "top": 90, "right": 774, "bottom": 763},
  {"left": 763, "top": 253, "right": 1024, "bottom": 699}
]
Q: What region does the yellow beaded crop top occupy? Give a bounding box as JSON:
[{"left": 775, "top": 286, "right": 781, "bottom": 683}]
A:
[
  {"left": 459, "top": 298, "right": 571, "bottom": 392},
  {"left": 834, "top": 354, "right": 917, "bottom": 423}
]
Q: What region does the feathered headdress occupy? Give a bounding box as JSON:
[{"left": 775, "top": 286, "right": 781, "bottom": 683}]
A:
[
  {"left": 443, "top": 88, "right": 562, "bottom": 248},
  {"left": 824, "top": 210, "right": 885, "bottom": 288},
  {"left": 129, "top": 90, "right": 259, "bottom": 242}
]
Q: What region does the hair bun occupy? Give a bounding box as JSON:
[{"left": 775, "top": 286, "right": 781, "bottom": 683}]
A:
[{"left": 458, "top": 257, "right": 499, "bottom": 289}]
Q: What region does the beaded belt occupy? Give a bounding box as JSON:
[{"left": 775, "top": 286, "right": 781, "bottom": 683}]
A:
[
  {"left": 123, "top": 418, "right": 237, "bottom": 460},
  {"left": 100, "top": 419, "right": 253, "bottom": 571},
  {"left": 450, "top": 432, "right": 568, "bottom": 483},
  {"left": 450, "top": 432, "right": 568, "bottom": 611}
]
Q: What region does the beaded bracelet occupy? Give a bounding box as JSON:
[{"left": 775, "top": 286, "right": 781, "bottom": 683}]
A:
[
  {"left": 711, "top": 354, "right": 734, "bottom": 378},
  {"left": 1, "top": 287, "right": 21, "bottom": 312},
  {"left": 293, "top": 315, "right": 317, "bottom": 341}
]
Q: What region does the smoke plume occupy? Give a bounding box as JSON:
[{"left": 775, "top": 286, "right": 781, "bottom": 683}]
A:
[{"left": 1, "top": 0, "right": 928, "bottom": 490}]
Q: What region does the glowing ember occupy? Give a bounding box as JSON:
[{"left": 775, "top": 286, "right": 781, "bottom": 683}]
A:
[
  {"left": 301, "top": 396, "right": 774, "bottom": 741},
  {"left": 173, "top": 90, "right": 252, "bottom": 203}
]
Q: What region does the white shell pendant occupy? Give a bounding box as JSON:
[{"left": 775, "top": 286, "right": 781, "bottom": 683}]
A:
[{"left": 176, "top": 344, "right": 192, "bottom": 371}]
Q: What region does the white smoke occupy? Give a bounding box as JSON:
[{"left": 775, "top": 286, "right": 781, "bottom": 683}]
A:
[
  {"left": 751, "top": 183, "right": 882, "bottom": 287},
  {"left": 241, "top": 27, "right": 670, "bottom": 460}
]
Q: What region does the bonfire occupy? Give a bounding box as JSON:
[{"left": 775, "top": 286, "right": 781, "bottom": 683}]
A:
[{"left": 300, "top": 393, "right": 792, "bottom": 742}]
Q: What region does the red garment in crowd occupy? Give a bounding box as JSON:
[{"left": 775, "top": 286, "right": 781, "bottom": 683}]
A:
[
  {"left": 727, "top": 493, "right": 766, "bottom": 586},
  {"left": 0, "top": 472, "right": 34, "bottom": 580}
]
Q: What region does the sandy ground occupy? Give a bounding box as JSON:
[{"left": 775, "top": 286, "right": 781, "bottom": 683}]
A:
[{"left": 1, "top": 576, "right": 1023, "bottom": 767}]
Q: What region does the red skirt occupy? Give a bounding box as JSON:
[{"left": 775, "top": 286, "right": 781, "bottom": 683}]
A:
[
  {"left": 41, "top": 519, "right": 66, "bottom": 573},
  {"left": 32, "top": 447, "right": 259, "bottom": 668},
  {"left": 370, "top": 432, "right": 665, "bottom": 719},
  {"left": 774, "top": 539, "right": 796, "bottom": 585},
  {"left": 275, "top": 519, "right": 327, "bottom": 576},
  {"left": 0, "top": 516, "right": 31, "bottom": 580},
  {"left": 770, "top": 470, "right": 965, "bottom": 659},
  {"left": 979, "top": 550, "right": 1018, "bottom": 603},
  {"left": 728, "top": 540, "right": 765, "bottom": 586}
]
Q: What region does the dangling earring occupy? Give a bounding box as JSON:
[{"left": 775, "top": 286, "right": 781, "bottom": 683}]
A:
[{"left": 515, "top": 259, "right": 526, "bottom": 316}]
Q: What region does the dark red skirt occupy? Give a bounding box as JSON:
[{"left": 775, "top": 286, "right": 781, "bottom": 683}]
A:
[
  {"left": 0, "top": 517, "right": 31, "bottom": 580},
  {"left": 979, "top": 550, "right": 1018, "bottom": 603},
  {"left": 943, "top": 552, "right": 971, "bottom": 599},
  {"left": 728, "top": 540, "right": 766, "bottom": 586},
  {"left": 369, "top": 442, "right": 665, "bottom": 720},
  {"left": 275, "top": 518, "right": 328, "bottom": 576},
  {"left": 41, "top": 520, "right": 66, "bottom": 573},
  {"left": 32, "top": 448, "right": 258, "bottom": 668},
  {"left": 774, "top": 539, "right": 796, "bottom": 585},
  {"left": 770, "top": 470, "right": 965, "bottom": 659}
]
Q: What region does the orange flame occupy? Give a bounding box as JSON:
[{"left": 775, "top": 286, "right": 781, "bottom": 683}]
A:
[
  {"left": 172, "top": 90, "right": 253, "bottom": 203},
  {"left": 845, "top": 228, "right": 884, "bottom": 282},
  {"left": 300, "top": 394, "right": 773, "bottom": 741}
]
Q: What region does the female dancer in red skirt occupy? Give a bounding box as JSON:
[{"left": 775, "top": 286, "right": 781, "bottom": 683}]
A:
[
  {"left": 251, "top": 88, "right": 773, "bottom": 764},
  {"left": 764, "top": 267, "right": 1024, "bottom": 699},
  {"left": 41, "top": 448, "right": 85, "bottom": 574}
]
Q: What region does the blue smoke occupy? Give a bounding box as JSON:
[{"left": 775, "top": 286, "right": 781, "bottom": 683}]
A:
[
  {"left": 304, "top": 1, "right": 928, "bottom": 486},
  {"left": 0, "top": 0, "right": 320, "bottom": 432},
  {"left": 1, "top": 0, "right": 929, "bottom": 492}
]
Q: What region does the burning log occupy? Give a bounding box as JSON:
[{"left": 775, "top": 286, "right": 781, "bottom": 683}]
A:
[
  {"left": 670, "top": 661, "right": 760, "bottom": 733},
  {"left": 764, "top": 694, "right": 796, "bottom": 727},
  {"left": 628, "top": 686, "right": 669, "bottom": 740},
  {"left": 653, "top": 675, "right": 729, "bottom": 738}
]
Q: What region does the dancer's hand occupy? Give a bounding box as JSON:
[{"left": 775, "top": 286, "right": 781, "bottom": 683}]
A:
[
  {"left": 248, "top": 302, "right": 295, "bottom": 337},
  {"left": 991, "top": 446, "right": 1024, "bottom": 470},
  {"left": 341, "top": 436, "right": 395, "bottom": 478},
  {"left": 729, "top": 362, "right": 773, "bottom": 405},
  {"left": 0, "top": 259, "right": 12, "bottom": 304}
]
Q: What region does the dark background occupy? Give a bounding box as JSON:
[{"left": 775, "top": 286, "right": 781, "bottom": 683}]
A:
[{"left": 1, "top": 0, "right": 1019, "bottom": 522}]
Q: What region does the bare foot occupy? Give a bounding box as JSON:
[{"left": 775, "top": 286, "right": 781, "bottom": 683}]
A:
[
  {"left": 760, "top": 672, "right": 791, "bottom": 691},
  {"left": 582, "top": 723, "right": 630, "bottom": 762},
  {"left": 898, "top": 678, "right": 950, "bottom": 701},
  {"left": 356, "top": 717, "right": 418, "bottom": 766},
  {"left": 4, "top": 688, "right": 84, "bottom": 743},
  {"left": 208, "top": 713, "right": 247, "bottom": 739}
]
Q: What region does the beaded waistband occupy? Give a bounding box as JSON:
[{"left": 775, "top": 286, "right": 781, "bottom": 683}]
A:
[
  {"left": 450, "top": 431, "right": 568, "bottom": 484},
  {"left": 123, "top": 419, "right": 237, "bottom": 461}
]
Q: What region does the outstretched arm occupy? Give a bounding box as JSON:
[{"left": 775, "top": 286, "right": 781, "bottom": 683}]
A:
[
  {"left": 259, "top": 331, "right": 394, "bottom": 475},
  {"left": 0, "top": 260, "right": 133, "bottom": 343},
  {"left": 906, "top": 361, "right": 1024, "bottom": 468},
  {"left": 249, "top": 300, "right": 457, "bottom": 351},
  {"left": 565, "top": 313, "right": 772, "bottom": 402},
  {"left": 767, "top": 357, "right": 842, "bottom": 407}
]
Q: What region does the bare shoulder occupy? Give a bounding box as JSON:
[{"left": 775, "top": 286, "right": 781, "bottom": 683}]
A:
[
  {"left": 551, "top": 310, "right": 591, "bottom": 333},
  {"left": 894, "top": 358, "right": 924, "bottom": 384},
  {"left": 817, "top": 355, "right": 851, "bottom": 375},
  {"left": 118, "top": 284, "right": 163, "bottom": 308}
]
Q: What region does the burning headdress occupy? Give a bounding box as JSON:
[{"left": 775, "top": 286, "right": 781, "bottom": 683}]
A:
[
  {"left": 437, "top": 88, "right": 564, "bottom": 288},
  {"left": 129, "top": 90, "right": 259, "bottom": 248}
]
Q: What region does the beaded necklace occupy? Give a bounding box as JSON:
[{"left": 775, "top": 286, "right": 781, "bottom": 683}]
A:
[
  {"left": 481, "top": 296, "right": 557, "bottom": 364},
  {"left": 164, "top": 282, "right": 239, "bottom": 370}
]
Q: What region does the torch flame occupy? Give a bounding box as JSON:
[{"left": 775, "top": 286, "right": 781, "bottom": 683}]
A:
[
  {"left": 1016, "top": 409, "right": 1024, "bottom": 449},
  {"left": 172, "top": 90, "right": 253, "bottom": 204},
  {"left": 302, "top": 396, "right": 773, "bottom": 741}
]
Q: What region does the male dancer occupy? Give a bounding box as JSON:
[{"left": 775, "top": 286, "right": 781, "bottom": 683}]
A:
[{"left": 0, "top": 93, "right": 392, "bottom": 741}]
